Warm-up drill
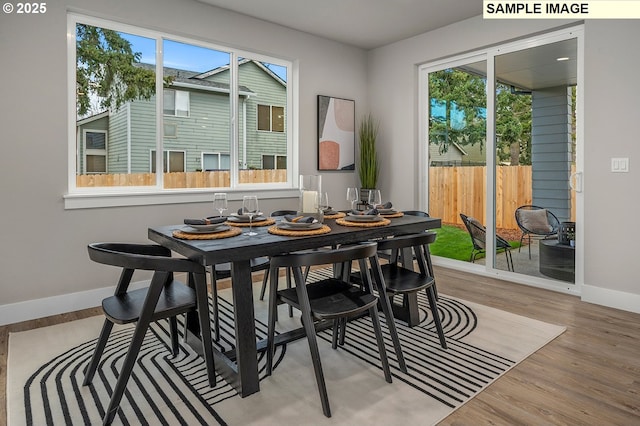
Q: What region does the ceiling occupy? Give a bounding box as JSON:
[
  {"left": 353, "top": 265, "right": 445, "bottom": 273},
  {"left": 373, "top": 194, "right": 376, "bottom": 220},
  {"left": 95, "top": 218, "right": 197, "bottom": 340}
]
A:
[
  {"left": 196, "top": 0, "right": 482, "bottom": 50},
  {"left": 195, "top": 0, "right": 577, "bottom": 90}
]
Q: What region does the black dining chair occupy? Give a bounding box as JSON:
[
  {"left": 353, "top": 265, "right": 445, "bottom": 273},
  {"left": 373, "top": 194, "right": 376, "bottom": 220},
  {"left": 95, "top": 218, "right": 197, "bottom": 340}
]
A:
[
  {"left": 84, "top": 243, "right": 216, "bottom": 426},
  {"left": 374, "top": 233, "right": 447, "bottom": 349},
  {"left": 265, "top": 242, "right": 392, "bottom": 418}
]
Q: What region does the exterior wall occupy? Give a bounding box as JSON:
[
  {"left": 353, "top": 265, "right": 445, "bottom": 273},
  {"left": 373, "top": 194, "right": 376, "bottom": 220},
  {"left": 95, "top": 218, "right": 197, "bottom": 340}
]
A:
[
  {"left": 88, "top": 62, "right": 287, "bottom": 173},
  {"left": 531, "top": 86, "right": 573, "bottom": 222},
  {"left": 77, "top": 115, "right": 109, "bottom": 173},
  {"left": 108, "top": 104, "right": 130, "bottom": 173},
  {"left": 206, "top": 61, "right": 288, "bottom": 169}
]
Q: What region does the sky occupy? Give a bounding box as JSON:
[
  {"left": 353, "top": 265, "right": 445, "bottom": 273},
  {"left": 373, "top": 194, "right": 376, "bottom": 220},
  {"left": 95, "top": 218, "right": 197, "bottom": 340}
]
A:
[{"left": 119, "top": 32, "right": 287, "bottom": 80}]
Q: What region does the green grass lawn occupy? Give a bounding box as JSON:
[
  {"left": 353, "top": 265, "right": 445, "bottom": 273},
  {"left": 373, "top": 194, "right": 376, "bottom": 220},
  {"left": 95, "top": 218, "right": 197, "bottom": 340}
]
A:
[{"left": 430, "top": 225, "right": 520, "bottom": 261}]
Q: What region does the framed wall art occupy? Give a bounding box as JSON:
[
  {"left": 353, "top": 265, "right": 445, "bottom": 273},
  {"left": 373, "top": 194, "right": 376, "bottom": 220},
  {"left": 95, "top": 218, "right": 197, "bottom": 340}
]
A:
[{"left": 317, "top": 95, "right": 355, "bottom": 171}]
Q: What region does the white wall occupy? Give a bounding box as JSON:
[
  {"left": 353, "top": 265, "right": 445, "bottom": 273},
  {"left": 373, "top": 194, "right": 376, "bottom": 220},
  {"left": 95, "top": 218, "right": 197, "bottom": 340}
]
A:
[
  {"left": 0, "top": 0, "right": 365, "bottom": 324},
  {"left": 368, "top": 16, "right": 640, "bottom": 313}
]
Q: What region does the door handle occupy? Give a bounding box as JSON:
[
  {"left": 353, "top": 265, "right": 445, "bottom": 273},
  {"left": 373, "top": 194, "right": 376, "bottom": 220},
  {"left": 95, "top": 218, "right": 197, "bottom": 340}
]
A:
[{"left": 570, "top": 172, "right": 583, "bottom": 193}]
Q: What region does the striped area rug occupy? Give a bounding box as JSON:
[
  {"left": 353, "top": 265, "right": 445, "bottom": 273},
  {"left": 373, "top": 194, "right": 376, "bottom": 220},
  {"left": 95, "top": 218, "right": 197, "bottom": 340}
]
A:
[{"left": 8, "top": 270, "right": 565, "bottom": 425}]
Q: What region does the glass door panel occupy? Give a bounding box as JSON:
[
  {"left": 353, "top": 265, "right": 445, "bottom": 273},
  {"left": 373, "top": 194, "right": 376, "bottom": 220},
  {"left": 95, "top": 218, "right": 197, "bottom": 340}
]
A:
[
  {"left": 427, "top": 60, "right": 488, "bottom": 263},
  {"left": 493, "top": 38, "right": 578, "bottom": 286}
]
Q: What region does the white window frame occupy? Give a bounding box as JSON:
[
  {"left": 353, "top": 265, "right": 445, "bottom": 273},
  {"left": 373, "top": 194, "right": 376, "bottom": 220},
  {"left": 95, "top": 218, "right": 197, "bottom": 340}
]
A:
[
  {"left": 65, "top": 13, "right": 299, "bottom": 209},
  {"left": 257, "top": 104, "right": 285, "bottom": 133},
  {"left": 202, "top": 152, "right": 231, "bottom": 171},
  {"left": 83, "top": 129, "right": 107, "bottom": 174},
  {"left": 150, "top": 149, "right": 186, "bottom": 173},
  {"left": 163, "top": 89, "right": 190, "bottom": 117},
  {"left": 262, "top": 154, "right": 287, "bottom": 169}
]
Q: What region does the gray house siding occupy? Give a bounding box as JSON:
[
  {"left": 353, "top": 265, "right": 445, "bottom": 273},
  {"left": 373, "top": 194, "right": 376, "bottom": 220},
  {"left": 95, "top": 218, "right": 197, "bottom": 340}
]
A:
[
  {"left": 205, "top": 61, "right": 287, "bottom": 169},
  {"left": 79, "top": 60, "right": 287, "bottom": 174}
]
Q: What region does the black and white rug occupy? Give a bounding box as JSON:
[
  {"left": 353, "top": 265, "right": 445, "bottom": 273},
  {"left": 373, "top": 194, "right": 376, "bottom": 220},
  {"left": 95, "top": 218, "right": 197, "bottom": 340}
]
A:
[{"left": 8, "top": 270, "right": 565, "bottom": 425}]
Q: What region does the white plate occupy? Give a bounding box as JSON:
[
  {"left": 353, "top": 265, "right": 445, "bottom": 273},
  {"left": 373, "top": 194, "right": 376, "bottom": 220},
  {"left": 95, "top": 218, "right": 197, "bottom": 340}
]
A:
[
  {"left": 181, "top": 225, "right": 231, "bottom": 234},
  {"left": 281, "top": 218, "right": 319, "bottom": 229},
  {"left": 346, "top": 214, "right": 383, "bottom": 222},
  {"left": 228, "top": 214, "right": 266, "bottom": 222},
  {"left": 278, "top": 222, "right": 323, "bottom": 231}
]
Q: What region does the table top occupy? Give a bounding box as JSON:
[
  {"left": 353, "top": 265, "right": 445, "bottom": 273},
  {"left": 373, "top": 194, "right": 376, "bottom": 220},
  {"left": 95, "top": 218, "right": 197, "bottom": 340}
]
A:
[{"left": 148, "top": 214, "right": 441, "bottom": 266}]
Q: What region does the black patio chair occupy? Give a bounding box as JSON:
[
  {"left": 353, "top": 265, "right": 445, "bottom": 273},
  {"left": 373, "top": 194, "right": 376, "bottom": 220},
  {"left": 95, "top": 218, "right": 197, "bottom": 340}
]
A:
[
  {"left": 460, "top": 213, "right": 514, "bottom": 272},
  {"left": 84, "top": 243, "right": 216, "bottom": 425},
  {"left": 514, "top": 205, "right": 560, "bottom": 259}
]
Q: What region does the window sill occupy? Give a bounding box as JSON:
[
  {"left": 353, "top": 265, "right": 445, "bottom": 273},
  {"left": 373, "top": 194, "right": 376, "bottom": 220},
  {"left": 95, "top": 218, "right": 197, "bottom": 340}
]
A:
[{"left": 64, "top": 187, "right": 299, "bottom": 210}]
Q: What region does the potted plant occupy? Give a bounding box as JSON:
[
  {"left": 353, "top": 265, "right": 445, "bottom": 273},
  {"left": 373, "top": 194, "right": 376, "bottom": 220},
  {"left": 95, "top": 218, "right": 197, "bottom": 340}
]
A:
[{"left": 357, "top": 113, "right": 379, "bottom": 204}]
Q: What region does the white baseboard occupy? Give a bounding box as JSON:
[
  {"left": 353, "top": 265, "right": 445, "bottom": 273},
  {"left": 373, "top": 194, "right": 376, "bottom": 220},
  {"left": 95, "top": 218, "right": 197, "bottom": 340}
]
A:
[
  {"left": 581, "top": 284, "right": 640, "bottom": 315},
  {"left": 0, "top": 280, "right": 149, "bottom": 326}
]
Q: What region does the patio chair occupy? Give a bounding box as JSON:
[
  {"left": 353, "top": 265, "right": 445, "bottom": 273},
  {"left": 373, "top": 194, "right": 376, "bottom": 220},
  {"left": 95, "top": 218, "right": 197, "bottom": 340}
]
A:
[
  {"left": 514, "top": 205, "right": 560, "bottom": 259},
  {"left": 460, "top": 213, "right": 514, "bottom": 272}
]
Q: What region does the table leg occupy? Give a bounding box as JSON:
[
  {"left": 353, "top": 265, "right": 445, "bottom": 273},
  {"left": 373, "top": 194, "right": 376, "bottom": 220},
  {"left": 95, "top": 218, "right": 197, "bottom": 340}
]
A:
[{"left": 230, "top": 259, "right": 260, "bottom": 396}]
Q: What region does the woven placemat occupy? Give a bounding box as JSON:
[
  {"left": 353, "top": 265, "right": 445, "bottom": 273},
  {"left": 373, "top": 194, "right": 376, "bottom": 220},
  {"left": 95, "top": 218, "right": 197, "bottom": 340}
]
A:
[
  {"left": 267, "top": 224, "right": 332, "bottom": 236},
  {"left": 380, "top": 212, "right": 404, "bottom": 218},
  {"left": 336, "top": 217, "right": 391, "bottom": 227},
  {"left": 225, "top": 218, "right": 276, "bottom": 227},
  {"left": 172, "top": 227, "right": 242, "bottom": 240},
  {"left": 323, "top": 212, "right": 346, "bottom": 219}
]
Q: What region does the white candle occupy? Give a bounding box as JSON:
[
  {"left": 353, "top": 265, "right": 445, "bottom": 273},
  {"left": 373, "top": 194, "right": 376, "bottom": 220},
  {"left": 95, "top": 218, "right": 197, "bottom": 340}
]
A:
[{"left": 302, "top": 190, "right": 318, "bottom": 212}]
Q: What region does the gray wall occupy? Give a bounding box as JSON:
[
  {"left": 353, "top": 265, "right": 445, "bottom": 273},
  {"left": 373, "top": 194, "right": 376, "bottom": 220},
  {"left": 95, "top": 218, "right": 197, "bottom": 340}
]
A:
[
  {"left": 368, "top": 17, "right": 639, "bottom": 312},
  {"left": 0, "top": 0, "right": 364, "bottom": 321},
  {"left": 2, "top": 2, "right": 639, "bottom": 321}
]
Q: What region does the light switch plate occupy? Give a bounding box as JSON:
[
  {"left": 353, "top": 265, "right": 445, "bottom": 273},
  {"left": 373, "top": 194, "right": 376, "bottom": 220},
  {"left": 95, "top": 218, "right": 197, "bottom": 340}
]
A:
[{"left": 611, "top": 157, "right": 629, "bottom": 173}]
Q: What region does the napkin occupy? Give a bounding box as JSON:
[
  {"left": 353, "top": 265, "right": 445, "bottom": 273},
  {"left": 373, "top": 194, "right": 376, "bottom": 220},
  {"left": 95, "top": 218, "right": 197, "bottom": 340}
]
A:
[
  {"left": 350, "top": 208, "right": 379, "bottom": 216},
  {"left": 184, "top": 216, "right": 227, "bottom": 226},
  {"left": 322, "top": 206, "right": 339, "bottom": 215},
  {"left": 284, "top": 214, "right": 315, "bottom": 223}
]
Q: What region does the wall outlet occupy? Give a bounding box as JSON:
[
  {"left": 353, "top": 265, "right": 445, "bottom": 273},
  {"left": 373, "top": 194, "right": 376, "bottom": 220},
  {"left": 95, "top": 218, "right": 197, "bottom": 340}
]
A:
[{"left": 611, "top": 157, "right": 629, "bottom": 173}]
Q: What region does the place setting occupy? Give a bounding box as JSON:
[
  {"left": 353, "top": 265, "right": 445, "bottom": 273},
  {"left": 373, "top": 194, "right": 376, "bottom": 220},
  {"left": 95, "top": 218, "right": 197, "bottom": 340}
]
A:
[
  {"left": 268, "top": 213, "right": 332, "bottom": 236},
  {"left": 172, "top": 216, "right": 241, "bottom": 240},
  {"left": 225, "top": 196, "right": 276, "bottom": 234},
  {"left": 337, "top": 188, "right": 392, "bottom": 227}
]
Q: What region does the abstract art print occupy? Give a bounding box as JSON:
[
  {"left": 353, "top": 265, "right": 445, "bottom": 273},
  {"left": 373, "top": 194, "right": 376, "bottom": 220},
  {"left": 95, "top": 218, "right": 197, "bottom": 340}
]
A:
[{"left": 317, "top": 95, "right": 355, "bottom": 170}]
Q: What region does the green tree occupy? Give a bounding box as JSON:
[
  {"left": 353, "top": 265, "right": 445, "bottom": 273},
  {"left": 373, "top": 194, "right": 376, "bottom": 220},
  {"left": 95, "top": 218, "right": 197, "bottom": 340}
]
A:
[
  {"left": 76, "top": 24, "right": 158, "bottom": 117},
  {"left": 429, "top": 69, "right": 533, "bottom": 165},
  {"left": 429, "top": 69, "right": 486, "bottom": 154},
  {"left": 495, "top": 84, "right": 532, "bottom": 165}
]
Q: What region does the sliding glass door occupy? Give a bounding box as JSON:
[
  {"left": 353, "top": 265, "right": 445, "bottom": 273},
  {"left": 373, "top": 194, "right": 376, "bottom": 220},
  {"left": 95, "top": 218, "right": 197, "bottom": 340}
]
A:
[{"left": 420, "top": 27, "right": 583, "bottom": 293}]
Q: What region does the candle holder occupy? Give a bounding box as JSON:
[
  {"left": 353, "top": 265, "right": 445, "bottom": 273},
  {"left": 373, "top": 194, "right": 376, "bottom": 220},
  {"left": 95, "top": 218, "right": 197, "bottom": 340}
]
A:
[{"left": 299, "top": 174, "right": 324, "bottom": 223}]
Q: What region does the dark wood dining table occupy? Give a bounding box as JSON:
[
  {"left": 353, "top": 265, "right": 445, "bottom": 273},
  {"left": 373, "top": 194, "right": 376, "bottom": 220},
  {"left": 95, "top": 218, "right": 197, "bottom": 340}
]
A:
[{"left": 148, "top": 213, "right": 440, "bottom": 398}]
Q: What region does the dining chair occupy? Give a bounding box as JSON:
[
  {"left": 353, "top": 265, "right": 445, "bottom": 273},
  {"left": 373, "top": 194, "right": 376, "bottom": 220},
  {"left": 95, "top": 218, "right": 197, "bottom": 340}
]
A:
[
  {"left": 265, "top": 242, "right": 392, "bottom": 418},
  {"left": 84, "top": 243, "right": 216, "bottom": 426},
  {"left": 374, "top": 233, "right": 447, "bottom": 349}
]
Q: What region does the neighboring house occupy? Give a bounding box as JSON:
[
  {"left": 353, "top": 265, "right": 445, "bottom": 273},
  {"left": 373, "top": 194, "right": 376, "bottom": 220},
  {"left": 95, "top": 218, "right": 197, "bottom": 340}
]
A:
[
  {"left": 429, "top": 140, "right": 468, "bottom": 166},
  {"left": 77, "top": 59, "right": 287, "bottom": 174}
]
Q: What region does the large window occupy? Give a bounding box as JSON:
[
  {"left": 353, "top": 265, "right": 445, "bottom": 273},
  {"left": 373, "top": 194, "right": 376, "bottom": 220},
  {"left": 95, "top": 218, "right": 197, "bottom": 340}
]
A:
[{"left": 68, "top": 13, "right": 295, "bottom": 206}]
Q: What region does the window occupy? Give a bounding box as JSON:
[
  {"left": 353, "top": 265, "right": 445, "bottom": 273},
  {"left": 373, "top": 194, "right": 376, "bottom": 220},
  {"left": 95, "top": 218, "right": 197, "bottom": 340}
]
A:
[
  {"left": 163, "top": 90, "right": 190, "bottom": 117},
  {"left": 84, "top": 130, "right": 107, "bottom": 173},
  {"left": 262, "top": 154, "right": 286, "bottom": 169},
  {"left": 68, "top": 13, "right": 296, "bottom": 207},
  {"left": 151, "top": 150, "right": 185, "bottom": 173},
  {"left": 257, "top": 104, "right": 284, "bottom": 132},
  {"left": 203, "top": 152, "right": 230, "bottom": 170}
]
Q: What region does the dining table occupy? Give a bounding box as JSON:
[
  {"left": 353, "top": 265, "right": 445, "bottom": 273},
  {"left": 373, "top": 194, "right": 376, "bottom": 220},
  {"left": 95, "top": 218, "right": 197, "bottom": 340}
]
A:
[{"left": 148, "top": 212, "right": 441, "bottom": 398}]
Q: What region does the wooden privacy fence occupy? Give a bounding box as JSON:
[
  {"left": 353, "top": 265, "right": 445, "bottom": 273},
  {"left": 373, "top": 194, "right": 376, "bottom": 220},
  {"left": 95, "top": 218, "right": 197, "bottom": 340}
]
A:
[
  {"left": 76, "top": 169, "right": 287, "bottom": 188},
  {"left": 429, "top": 165, "right": 576, "bottom": 230}
]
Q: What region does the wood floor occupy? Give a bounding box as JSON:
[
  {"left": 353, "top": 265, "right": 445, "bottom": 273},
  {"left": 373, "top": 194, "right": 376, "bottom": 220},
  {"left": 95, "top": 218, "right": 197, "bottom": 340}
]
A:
[{"left": 2, "top": 267, "right": 640, "bottom": 425}]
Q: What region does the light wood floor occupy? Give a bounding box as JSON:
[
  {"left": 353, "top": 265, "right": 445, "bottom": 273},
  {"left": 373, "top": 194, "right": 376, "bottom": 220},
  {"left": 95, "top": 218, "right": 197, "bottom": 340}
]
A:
[{"left": 2, "top": 267, "right": 640, "bottom": 425}]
